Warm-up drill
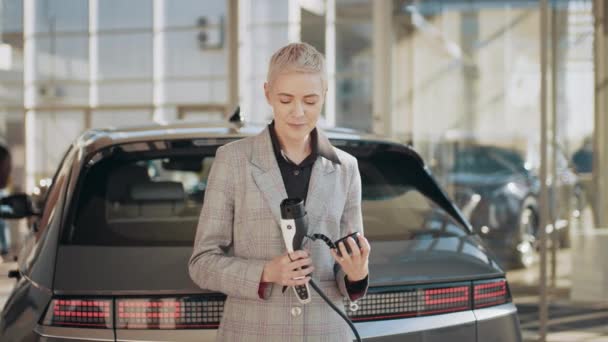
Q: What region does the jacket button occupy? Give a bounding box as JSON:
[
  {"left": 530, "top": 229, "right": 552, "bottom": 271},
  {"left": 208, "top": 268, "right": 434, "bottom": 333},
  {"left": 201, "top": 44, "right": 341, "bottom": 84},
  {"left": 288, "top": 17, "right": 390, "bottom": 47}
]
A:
[{"left": 291, "top": 306, "right": 302, "bottom": 317}]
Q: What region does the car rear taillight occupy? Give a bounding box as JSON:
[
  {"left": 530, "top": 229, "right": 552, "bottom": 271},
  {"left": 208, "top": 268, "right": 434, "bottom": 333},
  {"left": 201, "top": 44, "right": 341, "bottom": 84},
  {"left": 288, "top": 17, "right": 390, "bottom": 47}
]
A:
[
  {"left": 473, "top": 278, "right": 510, "bottom": 309},
  {"left": 423, "top": 285, "right": 470, "bottom": 314},
  {"left": 348, "top": 283, "right": 471, "bottom": 321},
  {"left": 348, "top": 278, "right": 511, "bottom": 322},
  {"left": 116, "top": 295, "right": 225, "bottom": 329},
  {"left": 42, "top": 299, "right": 113, "bottom": 329}
]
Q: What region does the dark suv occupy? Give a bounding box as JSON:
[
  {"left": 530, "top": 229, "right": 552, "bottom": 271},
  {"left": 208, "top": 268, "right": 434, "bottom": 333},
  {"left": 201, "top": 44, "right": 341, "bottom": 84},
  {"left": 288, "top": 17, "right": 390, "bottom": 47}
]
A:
[{"left": 0, "top": 121, "right": 521, "bottom": 341}]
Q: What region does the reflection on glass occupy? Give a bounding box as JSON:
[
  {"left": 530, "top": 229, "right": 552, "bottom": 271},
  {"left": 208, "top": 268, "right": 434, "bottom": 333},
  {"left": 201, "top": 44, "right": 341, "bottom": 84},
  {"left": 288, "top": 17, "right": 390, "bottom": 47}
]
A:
[
  {"left": 0, "top": 3, "right": 24, "bottom": 106},
  {"left": 34, "top": 83, "right": 89, "bottom": 106},
  {"left": 1, "top": 0, "right": 24, "bottom": 33},
  {"left": 69, "top": 153, "right": 215, "bottom": 246},
  {"left": 28, "top": 111, "right": 84, "bottom": 172},
  {"left": 393, "top": 2, "right": 594, "bottom": 254},
  {"left": 164, "top": 30, "right": 227, "bottom": 77},
  {"left": 34, "top": 35, "right": 88, "bottom": 81},
  {"left": 163, "top": 0, "right": 226, "bottom": 28},
  {"left": 97, "top": 33, "right": 153, "bottom": 80},
  {"left": 34, "top": 0, "right": 88, "bottom": 33},
  {"left": 335, "top": 0, "right": 373, "bottom": 132},
  {"left": 96, "top": 83, "right": 153, "bottom": 106},
  {"left": 91, "top": 111, "right": 151, "bottom": 129},
  {"left": 98, "top": 0, "right": 152, "bottom": 30}
]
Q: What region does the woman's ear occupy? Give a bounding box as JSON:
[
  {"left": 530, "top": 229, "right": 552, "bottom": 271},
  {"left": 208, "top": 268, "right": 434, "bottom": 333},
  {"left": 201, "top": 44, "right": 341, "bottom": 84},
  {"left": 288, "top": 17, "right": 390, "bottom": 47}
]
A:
[{"left": 264, "top": 82, "right": 271, "bottom": 104}]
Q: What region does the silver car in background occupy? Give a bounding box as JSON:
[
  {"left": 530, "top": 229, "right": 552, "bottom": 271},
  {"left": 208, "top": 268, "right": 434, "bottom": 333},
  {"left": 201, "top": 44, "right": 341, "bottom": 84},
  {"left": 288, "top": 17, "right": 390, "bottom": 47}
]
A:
[{"left": 0, "top": 120, "right": 521, "bottom": 341}]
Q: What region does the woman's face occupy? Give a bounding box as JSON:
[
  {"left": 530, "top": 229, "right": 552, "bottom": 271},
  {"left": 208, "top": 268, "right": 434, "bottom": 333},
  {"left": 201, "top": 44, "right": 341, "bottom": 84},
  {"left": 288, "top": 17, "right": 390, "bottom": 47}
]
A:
[{"left": 265, "top": 71, "right": 325, "bottom": 142}]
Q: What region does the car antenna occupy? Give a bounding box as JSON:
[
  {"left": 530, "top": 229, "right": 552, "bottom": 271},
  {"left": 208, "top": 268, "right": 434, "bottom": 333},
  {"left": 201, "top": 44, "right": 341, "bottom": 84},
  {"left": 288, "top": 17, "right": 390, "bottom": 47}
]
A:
[
  {"left": 228, "top": 106, "right": 242, "bottom": 123},
  {"left": 228, "top": 106, "right": 243, "bottom": 132}
]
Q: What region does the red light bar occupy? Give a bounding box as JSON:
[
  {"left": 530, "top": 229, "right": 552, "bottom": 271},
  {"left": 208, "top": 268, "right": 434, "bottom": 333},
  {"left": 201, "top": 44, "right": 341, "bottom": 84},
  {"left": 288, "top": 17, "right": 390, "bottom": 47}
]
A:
[
  {"left": 42, "top": 299, "right": 112, "bottom": 329},
  {"left": 116, "top": 296, "right": 224, "bottom": 329},
  {"left": 348, "top": 283, "right": 471, "bottom": 322},
  {"left": 422, "top": 286, "right": 470, "bottom": 314},
  {"left": 473, "top": 279, "right": 509, "bottom": 308}
]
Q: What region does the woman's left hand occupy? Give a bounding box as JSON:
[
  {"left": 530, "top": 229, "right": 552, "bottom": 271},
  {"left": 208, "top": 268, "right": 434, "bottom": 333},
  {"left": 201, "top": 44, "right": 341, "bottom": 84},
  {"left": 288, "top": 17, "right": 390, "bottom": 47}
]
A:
[{"left": 330, "top": 233, "right": 370, "bottom": 282}]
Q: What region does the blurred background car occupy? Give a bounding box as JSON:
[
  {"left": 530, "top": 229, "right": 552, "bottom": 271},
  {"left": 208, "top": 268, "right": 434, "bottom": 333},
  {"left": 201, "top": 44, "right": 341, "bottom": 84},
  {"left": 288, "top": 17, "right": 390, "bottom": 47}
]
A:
[{"left": 445, "top": 144, "right": 581, "bottom": 269}]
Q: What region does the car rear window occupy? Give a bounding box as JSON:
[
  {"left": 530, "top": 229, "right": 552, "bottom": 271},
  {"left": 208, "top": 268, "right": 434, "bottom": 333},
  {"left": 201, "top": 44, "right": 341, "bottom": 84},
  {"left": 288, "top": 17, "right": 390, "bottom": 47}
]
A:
[{"left": 64, "top": 140, "right": 469, "bottom": 246}]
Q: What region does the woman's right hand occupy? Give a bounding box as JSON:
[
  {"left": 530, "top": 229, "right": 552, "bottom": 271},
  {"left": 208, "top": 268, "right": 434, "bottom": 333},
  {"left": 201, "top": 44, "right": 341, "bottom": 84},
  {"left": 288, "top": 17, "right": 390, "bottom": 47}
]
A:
[{"left": 261, "top": 250, "right": 314, "bottom": 286}]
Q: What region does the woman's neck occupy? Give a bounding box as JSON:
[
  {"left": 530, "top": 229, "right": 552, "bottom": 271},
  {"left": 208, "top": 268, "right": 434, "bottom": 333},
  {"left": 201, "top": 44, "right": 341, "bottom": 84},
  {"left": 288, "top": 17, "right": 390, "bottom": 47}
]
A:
[{"left": 275, "top": 131, "right": 312, "bottom": 164}]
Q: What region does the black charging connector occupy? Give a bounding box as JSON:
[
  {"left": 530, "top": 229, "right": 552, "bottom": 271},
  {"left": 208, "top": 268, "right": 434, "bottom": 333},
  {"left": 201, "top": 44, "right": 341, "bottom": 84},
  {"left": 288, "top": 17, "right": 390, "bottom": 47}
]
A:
[
  {"left": 333, "top": 232, "right": 362, "bottom": 257},
  {"left": 305, "top": 232, "right": 363, "bottom": 342},
  {"left": 309, "top": 279, "right": 362, "bottom": 342}
]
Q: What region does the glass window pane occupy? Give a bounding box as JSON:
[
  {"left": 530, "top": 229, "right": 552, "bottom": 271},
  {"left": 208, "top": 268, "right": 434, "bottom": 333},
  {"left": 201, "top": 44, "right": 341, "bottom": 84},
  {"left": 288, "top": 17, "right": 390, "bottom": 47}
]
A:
[
  {"left": 97, "top": 82, "right": 152, "bottom": 105},
  {"left": 301, "top": 8, "right": 326, "bottom": 54},
  {"left": 34, "top": 35, "right": 89, "bottom": 81},
  {"left": 335, "top": 0, "right": 373, "bottom": 132},
  {"left": 165, "top": 80, "right": 227, "bottom": 105},
  {"left": 66, "top": 140, "right": 468, "bottom": 246},
  {"left": 1, "top": 0, "right": 24, "bottom": 33},
  {"left": 98, "top": 33, "right": 153, "bottom": 80},
  {"left": 33, "top": 82, "right": 88, "bottom": 107},
  {"left": 164, "top": 30, "right": 227, "bottom": 77},
  {"left": 164, "top": 1, "right": 226, "bottom": 28},
  {"left": 28, "top": 110, "right": 84, "bottom": 174},
  {"left": 98, "top": 0, "right": 152, "bottom": 30},
  {"left": 390, "top": 1, "right": 596, "bottom": 267},
  {"left": 91, "top": 110, "right": 151, "bottom": 128},
  {"left": 0, "top": 82, "right": 24, "bottom": 106},
  {"left": 0, "top": 6, "right": 24, "bottom": 107},
  {"left": 181, "top": 109, "right": 224, "bottom": 122},
  {"left": 34, "top": 0, "right": 88, "bottom": 33}
]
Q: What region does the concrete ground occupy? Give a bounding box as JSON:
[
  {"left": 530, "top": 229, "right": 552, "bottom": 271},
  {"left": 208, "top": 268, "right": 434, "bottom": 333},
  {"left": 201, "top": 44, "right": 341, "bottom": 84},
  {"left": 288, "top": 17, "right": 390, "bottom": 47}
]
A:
[
  {"left": 508, "top": 247, "right": 608, "bottom": 342},
  {"left": 508, "top": 206, "right": 608, "bottom": 342}
]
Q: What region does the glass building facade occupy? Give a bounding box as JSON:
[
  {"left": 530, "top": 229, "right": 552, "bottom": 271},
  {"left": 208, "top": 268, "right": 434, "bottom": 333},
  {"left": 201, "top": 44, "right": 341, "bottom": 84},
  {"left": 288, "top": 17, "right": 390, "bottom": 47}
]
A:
[{"left": 0, "top": 0, "right": 597, "bottom": 197}]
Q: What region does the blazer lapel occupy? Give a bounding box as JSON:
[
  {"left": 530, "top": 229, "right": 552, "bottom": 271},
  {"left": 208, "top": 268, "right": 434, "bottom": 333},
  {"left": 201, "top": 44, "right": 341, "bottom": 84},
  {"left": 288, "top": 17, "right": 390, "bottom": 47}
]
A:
[
  {"left": 250, "top": 127, "right": 288, "bottom": 227},
  {"left": 303, "top": 156, "right": 337, "bottom": 247}
]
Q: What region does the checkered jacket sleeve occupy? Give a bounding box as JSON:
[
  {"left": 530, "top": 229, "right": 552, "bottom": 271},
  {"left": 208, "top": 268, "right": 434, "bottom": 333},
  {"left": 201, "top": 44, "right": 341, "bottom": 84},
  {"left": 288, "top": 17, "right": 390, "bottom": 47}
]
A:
[{"left": 188, "top": 145, "right": 267, "bottom": 300}]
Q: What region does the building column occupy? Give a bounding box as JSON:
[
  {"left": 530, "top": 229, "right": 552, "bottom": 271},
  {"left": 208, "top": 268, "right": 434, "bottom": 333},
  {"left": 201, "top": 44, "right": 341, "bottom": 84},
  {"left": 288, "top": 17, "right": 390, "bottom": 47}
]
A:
[
  {"left": 152, "top": 0, "right": 176, "bottom": 123},
  {"left": 324, "top": 0, "right": 336, "bottom": 127},
  {"left": 593, "top": 0, "right": 608, "bottom": 227},
  {"left": 227, "top": 0, "right": 239, "bottom": 116},
  {"left": 372, "top": 0, "right": 393, "bottom": 136},
  {"left": 89, "top": 0, "right": 98, "bottom": 111},
  {"left": 23, "top": 0, "right": 37, "bottom": 192}
]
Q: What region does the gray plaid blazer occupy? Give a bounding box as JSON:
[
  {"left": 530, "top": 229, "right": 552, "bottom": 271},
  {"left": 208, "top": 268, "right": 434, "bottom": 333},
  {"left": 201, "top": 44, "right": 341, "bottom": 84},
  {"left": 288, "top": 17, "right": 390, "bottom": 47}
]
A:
[{"left": 188, "top": 127, "right": 367, "bottom": 341}]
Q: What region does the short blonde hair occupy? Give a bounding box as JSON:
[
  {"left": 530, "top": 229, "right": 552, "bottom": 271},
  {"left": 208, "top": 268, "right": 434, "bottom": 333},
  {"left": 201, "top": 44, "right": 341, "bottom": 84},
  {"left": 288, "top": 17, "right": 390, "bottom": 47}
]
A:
[{"left": 266, "top": 42, "right": 327, "bottom": 88}]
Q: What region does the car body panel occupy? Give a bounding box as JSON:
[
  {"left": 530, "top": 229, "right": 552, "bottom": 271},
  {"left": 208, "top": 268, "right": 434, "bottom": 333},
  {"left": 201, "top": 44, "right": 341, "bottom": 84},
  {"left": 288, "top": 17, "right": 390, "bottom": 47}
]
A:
[
  {"left": 475, "top": 304, "right": 522, "bottom": 342},
  {"left": 53, "top": 246, "right": 202, "bottom": 295},
  {"left": 367, "top": 236, "right": 503, "bottom": 286},
  {"left": 0, "top": 277, "right": 54, "bottom": 341},
  {"left": 35, "top": 325, "right": 115, "bottom": 341}
]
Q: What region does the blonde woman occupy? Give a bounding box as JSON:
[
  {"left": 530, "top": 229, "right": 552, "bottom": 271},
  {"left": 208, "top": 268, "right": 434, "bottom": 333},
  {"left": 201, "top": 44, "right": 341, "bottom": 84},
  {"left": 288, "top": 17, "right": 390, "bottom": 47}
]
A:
[{"left": 189, "top": 42, "right": 370, "bottom": 341}]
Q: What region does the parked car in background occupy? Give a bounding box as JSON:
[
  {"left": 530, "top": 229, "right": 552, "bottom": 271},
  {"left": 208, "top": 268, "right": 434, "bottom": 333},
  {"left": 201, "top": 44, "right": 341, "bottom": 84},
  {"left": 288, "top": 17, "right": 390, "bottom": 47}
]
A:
[
  {"left": 447, "top": 145, "right": 580, "bottom": 269},
  {"left": 0, "top": 119, "right": 521, "bottom": 341}
]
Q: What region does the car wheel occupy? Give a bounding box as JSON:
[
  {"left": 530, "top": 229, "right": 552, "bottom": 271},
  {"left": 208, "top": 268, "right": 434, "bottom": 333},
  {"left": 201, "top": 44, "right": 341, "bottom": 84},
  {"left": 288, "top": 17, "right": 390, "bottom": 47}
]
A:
[{"left": 513, "top": 206, "right": 538, "bottom": 269}]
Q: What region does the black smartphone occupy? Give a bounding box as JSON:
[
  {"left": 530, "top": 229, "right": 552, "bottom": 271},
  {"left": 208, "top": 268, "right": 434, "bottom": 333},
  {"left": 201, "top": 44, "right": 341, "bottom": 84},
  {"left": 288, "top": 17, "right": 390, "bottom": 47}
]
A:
[{"left": 334, "top": 232, "right": 362, "bottom": 257}]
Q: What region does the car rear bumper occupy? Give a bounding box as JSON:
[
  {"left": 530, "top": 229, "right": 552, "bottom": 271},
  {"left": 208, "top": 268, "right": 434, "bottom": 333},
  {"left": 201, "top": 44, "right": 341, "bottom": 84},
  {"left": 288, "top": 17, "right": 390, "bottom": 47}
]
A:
[
  {"left": 34, "top": 303, "right": 521, "bottom": 342},
  {"left": 358, "top": 303, "right": 521, "bottom": 342}
]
